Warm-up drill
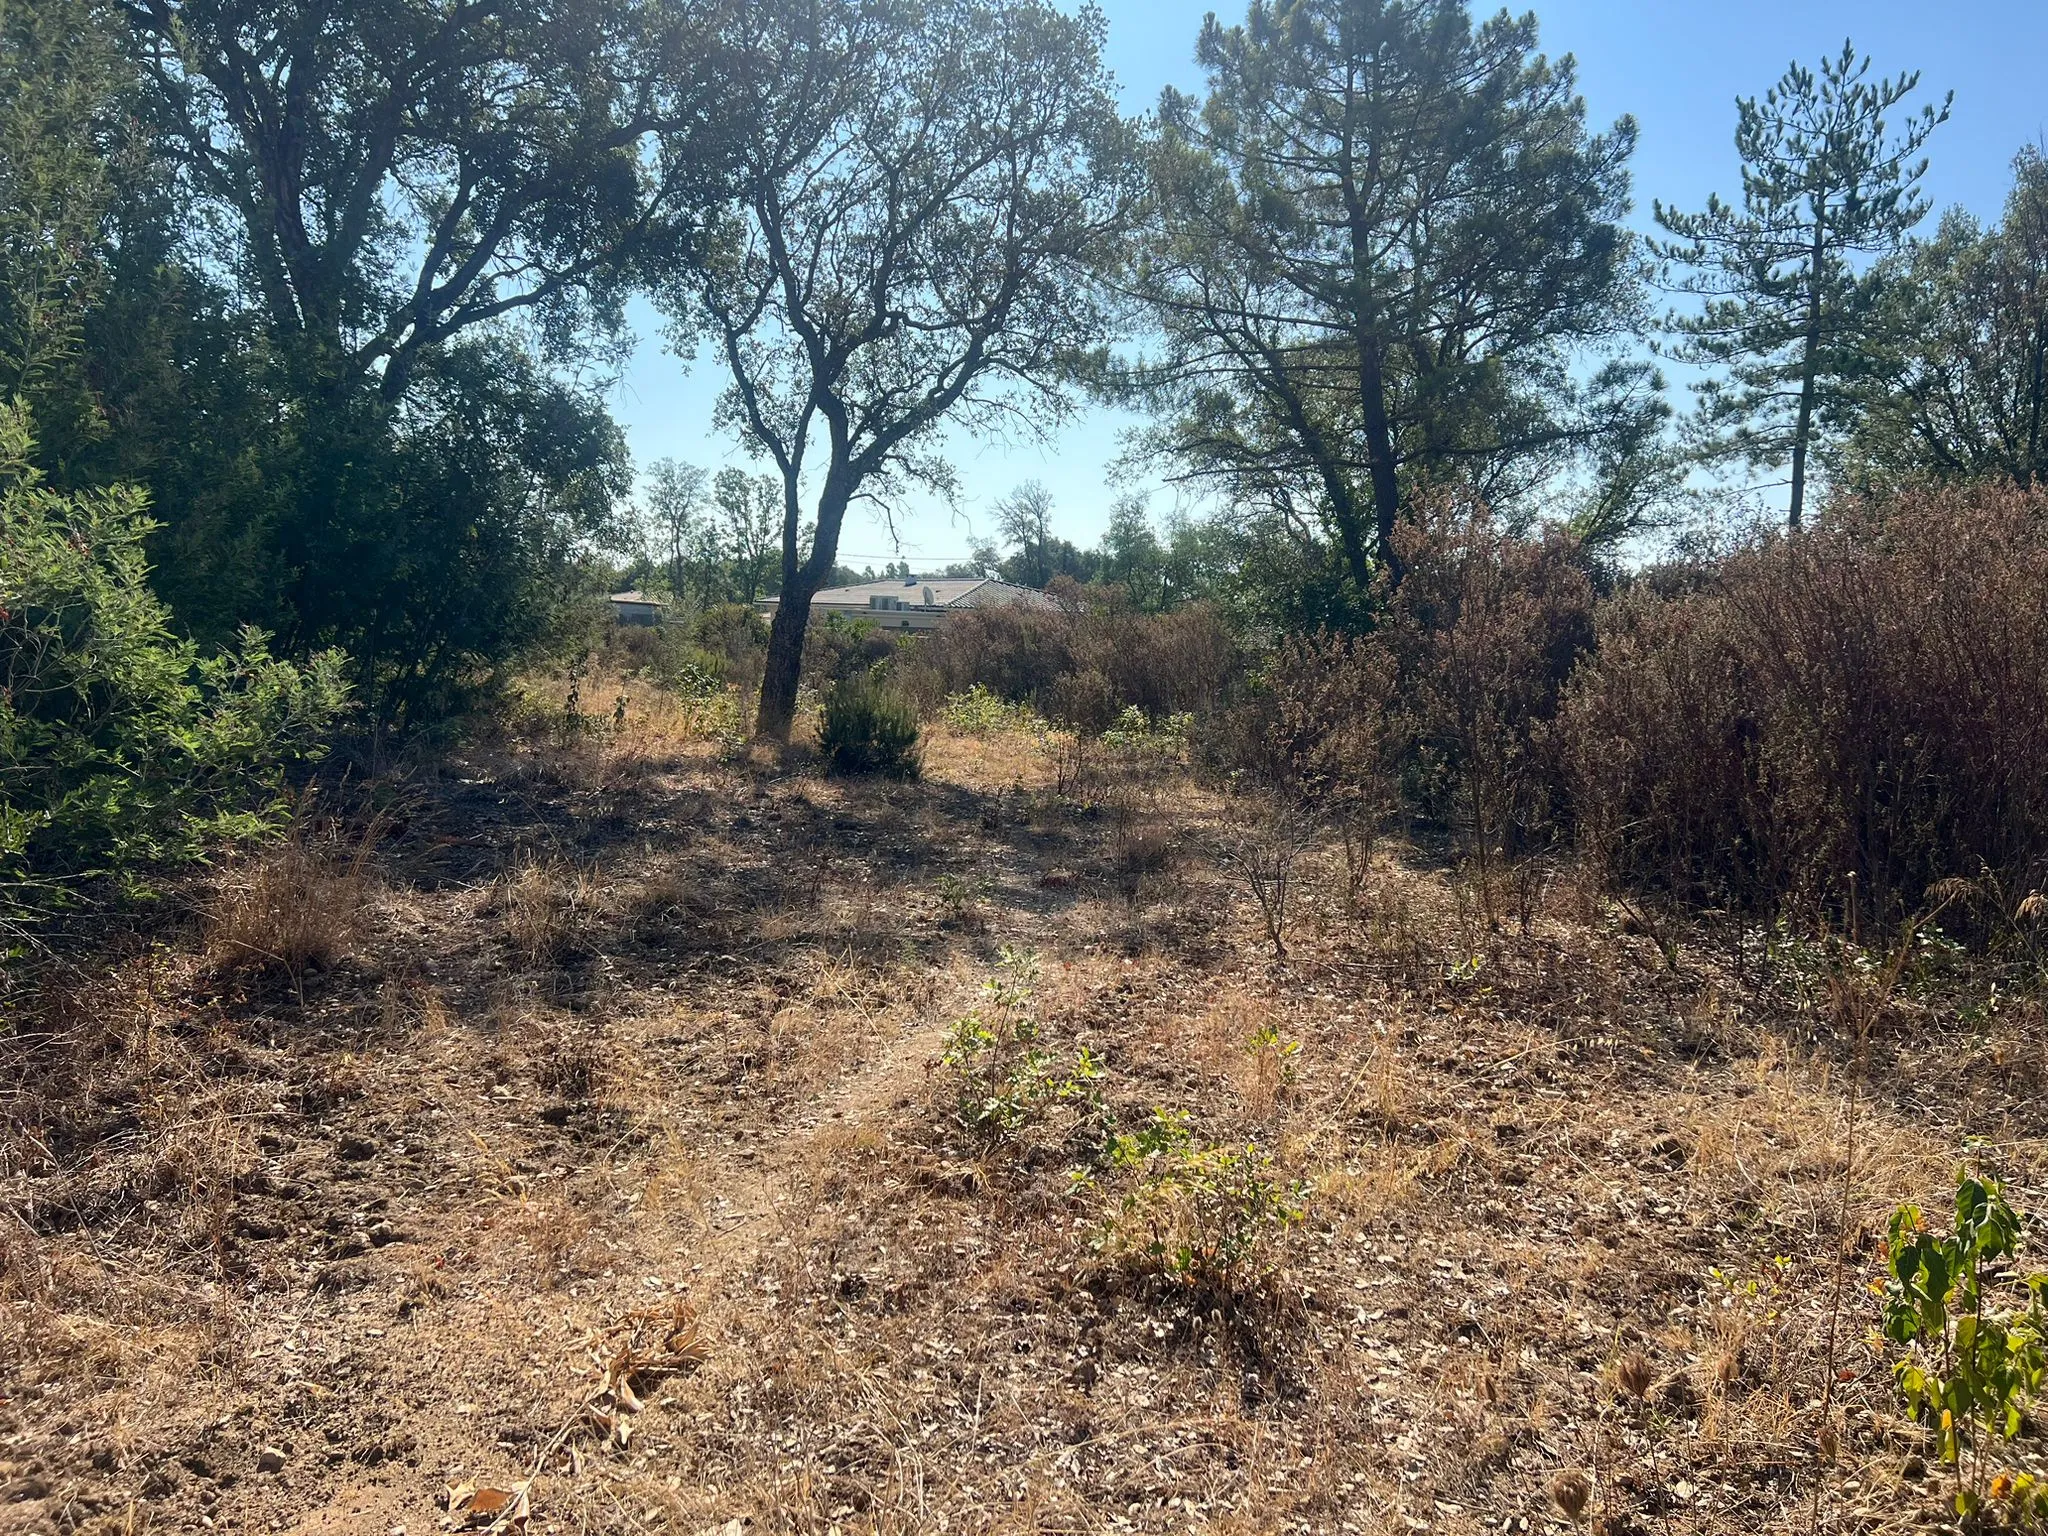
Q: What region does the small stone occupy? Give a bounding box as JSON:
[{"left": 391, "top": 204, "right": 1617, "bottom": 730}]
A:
[
  {"left": 256, "top": 1446, "right": 286, "bottom": 1474},
  {"left": 367, "top": 1221, "right": 404, "bottom": 1247}
]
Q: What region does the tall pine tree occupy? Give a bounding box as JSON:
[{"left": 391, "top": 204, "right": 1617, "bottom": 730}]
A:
[
  {"left": 1136, "top": 0, "right": 1658, "bottom": 594},
  {"left": 1654, "top": 42, "right": 1948, "bottom": 528}
]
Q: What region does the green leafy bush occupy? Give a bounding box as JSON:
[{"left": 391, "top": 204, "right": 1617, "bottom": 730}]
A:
[
  {"left": 942, "top": 1015, "right": 1103, "bottom": 1135},
  {"left": 941, "top": 683, "right": 1039, "bottom": 736},
  {"left": 1882, "top": 1171, "right": 2048, "bottom": 1523},
  {"left": 940, "top": 946, "right": 1101, "bottom": 1136},
  {"left": 1088, "top": 1108, "right": 1307, "bottom": 1294},
  {"left": 0, "top": 405, "right": 347, "bottom": 928},
  {"left": 818, "top": 675, "right": 921, "bottom": 778}
]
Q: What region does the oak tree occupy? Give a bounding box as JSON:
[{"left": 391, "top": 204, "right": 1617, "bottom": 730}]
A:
[
  {"left": 1846, "top": 147, "right": 2048, "bottom": 490},
  {"left": 660, "top": 0, "right": 1136, "bottom": 739},
  {"left": 116, "top": 0, "right": 741, "bottom": 400}
]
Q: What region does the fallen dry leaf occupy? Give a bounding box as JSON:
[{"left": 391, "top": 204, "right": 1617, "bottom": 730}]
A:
[
  {"left": 467, "top": 1487, "right": 517, "bottom": 1517},
  {"left": 485, "top": 1485, "right": 531, "bottom": 1533}
]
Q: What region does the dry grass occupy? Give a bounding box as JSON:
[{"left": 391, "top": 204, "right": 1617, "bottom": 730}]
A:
[
  {"left": 497, "top": 852, "right": 603, "bottom": 965},
  {"left": 204, "top": 814, "right": 377, "bottom": 979},
  {"left": 3, "top": 708, "right": 2046, "bottom": 1536}
]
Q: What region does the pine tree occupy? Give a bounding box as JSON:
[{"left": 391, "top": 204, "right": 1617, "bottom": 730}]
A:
[
  {"left": 1138, "top": 0, "right": 1656, "bottom": 591},
  {"left": 1654, "top": 42, "right": 1948, "bottom": 529}
]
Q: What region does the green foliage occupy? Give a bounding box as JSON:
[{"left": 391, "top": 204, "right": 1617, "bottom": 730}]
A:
[
  {"left": 818, "top": 676, "right": 921, "bottom": 778},
  {"left": 941, "top": 684, "right": 1039, "bottom": 736},
  {"left": 1088, "top": 1108, "right": 1307, "bottom": 1292},
  {"left": 116, "top": 0, "right": 727, "bottom": 406},
  {"left": 633, "top": 461, "right": 784, "bottom": 613},
  {"left": 1140, "top": 0, "right": 1658, "bottom": 585},
  {"left": 931, "top": 871, "right": 993, "bottom": 925},
  {"left": 1100, "top": 705, "right": 1192, "bottom": 769},
  {"left": 659, "top": 0, "right": 1138, "bottom": 738},
  {"left": 1245, "top": 1020, "right": 1302, "bottom": 1087},
  {"left": 1847, "top": 147, "right": 2048, "bottom": 493},
  {"left": 941, "top": 947, "right": 1102, "bottom": 1136},
  {"left": 0, "top": 0, "right": 122, "bottom": 411},
  {"left": 0, "top": 404, "right": 346, "bottom": 926},
  {"left": 59, "top": 0, "right": 712, "bottom": 728},
  {"left": 292, "top": 344, "right": 635, "bottom": 729},
  {"left": 1881, "top": 1172, "right": 2048, "bottom": 1521},
  {"left": 1653, "top": 43, "right": 1949, "bottom": 527},
  {"left": 942, "top": 1017, "right": 1103, "bottom": 1136}
]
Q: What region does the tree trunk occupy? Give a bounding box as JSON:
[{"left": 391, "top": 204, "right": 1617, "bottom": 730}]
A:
[
  {"left": 1358, "top": 334, "right": 1403, "bottom": 582},
  {"left": 755, "top": 571, "right": 813, "bottom": 741},
  {"left": 756, "top": 477, "right": 853, "bottom": 742},
  {"left": 1788, "top": 212, "right": 1828, "bottom": 531}
]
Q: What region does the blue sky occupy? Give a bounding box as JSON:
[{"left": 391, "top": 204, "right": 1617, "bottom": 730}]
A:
[{"left": 605, "top": 0, "right": 2048, "bottom": 569}]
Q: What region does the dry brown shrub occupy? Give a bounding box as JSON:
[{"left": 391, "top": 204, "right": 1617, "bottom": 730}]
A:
[
  {"left": 894, "top": 597, "right": 1241, "bottom": 723},
  {"left": 1563, "top": 483, "right": 2048, "bottom": 942},
  {"left": 1385, "top": 500, "right": 1596, "bottom": 920},
  {"left": 1208, "top": 629, "right": 1403, "bottom": 912},
  {"left": 498, "top": 853, "right": 601, "bottom": 965},
  {"left": 1217, "top": 796, "right": 1318, "bottom": 958}
]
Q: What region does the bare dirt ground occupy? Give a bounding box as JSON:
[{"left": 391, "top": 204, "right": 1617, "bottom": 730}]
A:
[{"left": 6, "top": 696, "right": 2048, "bottom": 1536}]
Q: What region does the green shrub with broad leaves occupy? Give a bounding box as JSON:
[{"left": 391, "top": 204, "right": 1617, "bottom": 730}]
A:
[
  {"left": 940, "top": 946, "right": 1102, "bottom": 1135},
  {"left": 1087, "top": 1107, "right": 1307, "bottom": 1294},
  {"left": 1882, "top": 1171, "right": 2048, "bottom": 1525},
  {"left": 818, "top": 675, "right": 920, "bottom": 777},
  {"left": 0, "top": 404, "right": 347, "bottom": 935}
]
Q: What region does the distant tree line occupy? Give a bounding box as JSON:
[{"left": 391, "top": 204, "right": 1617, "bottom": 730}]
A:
[{"left": 4, "top": 0, "right": 2043, "bottom": 748}]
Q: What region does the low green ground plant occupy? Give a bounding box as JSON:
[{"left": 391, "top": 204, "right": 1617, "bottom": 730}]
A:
[
  {"left": 940, "top": 946, "right": 1102, "bottom": 1136},
  {"left": 1882, "top": 1171, "right": 2048, "bottom": 1525},
  {"left": 1086, "top": 1107, "right": 1307, "bottom": 1295}
]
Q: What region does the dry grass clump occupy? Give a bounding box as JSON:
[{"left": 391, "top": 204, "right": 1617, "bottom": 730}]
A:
[
  {"left": 509, "top": 660, "right": 752, "bottom": 789},
  {"left": 513, "top": 1195, "right": 598, "bottom": 1285},
  {"left": 498, "top": 852, "right": 602, "bottom": 965},
  {"left": 205, "top": 817, "right": 377, "bottom": 978}
]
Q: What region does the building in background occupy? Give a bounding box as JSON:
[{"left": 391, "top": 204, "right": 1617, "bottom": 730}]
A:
[
  {"left": 607, "top": 590, "right": 670, "bottom": 626},
  {"left": 758, "top": 575, "right": 1055, "bottom": 633}
]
